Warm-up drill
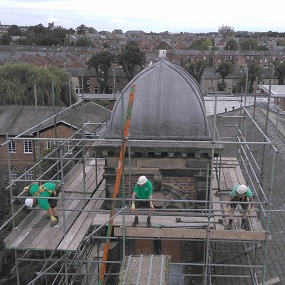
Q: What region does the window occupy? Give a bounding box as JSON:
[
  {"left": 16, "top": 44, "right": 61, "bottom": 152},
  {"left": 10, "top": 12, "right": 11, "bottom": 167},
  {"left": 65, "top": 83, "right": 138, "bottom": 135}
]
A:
[
  {"left": 24, "top": 168, "right": 34, "bottom": 180},
  {"left": 24, "top": 140, "right": 33, "bottom": 153},
  {"left": 9, "top": 140, "right": 16, "bottom": 153},
  {"left": 11, "top": 167, "right": 18, "bottom": 180},
  {"left": 75, "top": 86, "right": 82, "bottom": 94},
  {"left": 46, "top": 140, "right": 52, "bottom": 150},
  {"left": 116, "top": 78, "right": 120, "bottom": 84}
]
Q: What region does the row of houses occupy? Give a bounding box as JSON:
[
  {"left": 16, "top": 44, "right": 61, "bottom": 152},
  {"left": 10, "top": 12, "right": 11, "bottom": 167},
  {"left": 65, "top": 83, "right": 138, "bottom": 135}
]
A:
[{"left": 0, "top": 102, "right": 111, "bottom": 182}]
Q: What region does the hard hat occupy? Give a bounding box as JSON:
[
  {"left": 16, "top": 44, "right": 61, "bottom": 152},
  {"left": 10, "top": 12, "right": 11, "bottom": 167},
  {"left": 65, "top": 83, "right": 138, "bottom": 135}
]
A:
[
  {"left": 138, "top": 176, "right": 147, "bottom": 185},
  {"left": 237, "top": 184, "right": 247, "bottom": 194},
  {"left": 25, "top": 198, "right": 34, "bottom": 207}
]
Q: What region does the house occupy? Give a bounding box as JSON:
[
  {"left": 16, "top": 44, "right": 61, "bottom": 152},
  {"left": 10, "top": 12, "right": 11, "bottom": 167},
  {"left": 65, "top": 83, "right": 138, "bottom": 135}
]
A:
[{"left": 0, "top": 102, "right": 111, "bottom": 181}]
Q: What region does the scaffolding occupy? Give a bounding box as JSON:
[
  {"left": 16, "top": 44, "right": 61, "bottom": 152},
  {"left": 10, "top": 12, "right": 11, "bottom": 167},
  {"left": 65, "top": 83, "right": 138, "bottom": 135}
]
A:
[{"left": 0, "top": 92, "right": 281, "bottom": 285}]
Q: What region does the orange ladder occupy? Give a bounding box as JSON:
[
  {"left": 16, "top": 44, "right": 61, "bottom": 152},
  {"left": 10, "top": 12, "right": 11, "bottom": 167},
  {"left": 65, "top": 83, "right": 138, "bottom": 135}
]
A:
[{"left": 98, "top": 84, "right": 136, "bottom": 284}]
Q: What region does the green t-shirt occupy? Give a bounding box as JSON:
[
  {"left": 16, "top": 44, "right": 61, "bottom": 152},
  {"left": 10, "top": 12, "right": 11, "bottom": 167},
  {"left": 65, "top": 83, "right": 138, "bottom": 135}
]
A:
[
  {"left": 231, "top": 184, "right": 252, "bottom": 198},
  {"left": 29, "top": 182, "right": 57, "bottom": 211},
  {"left": 134, "top": 180, "right": 153, "bottom": 199}
]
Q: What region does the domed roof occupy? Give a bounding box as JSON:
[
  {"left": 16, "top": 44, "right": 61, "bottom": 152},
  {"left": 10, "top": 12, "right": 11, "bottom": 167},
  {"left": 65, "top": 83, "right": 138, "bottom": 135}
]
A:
[{"left": 107, "top": 59, "right": 211, "bottom": 140}]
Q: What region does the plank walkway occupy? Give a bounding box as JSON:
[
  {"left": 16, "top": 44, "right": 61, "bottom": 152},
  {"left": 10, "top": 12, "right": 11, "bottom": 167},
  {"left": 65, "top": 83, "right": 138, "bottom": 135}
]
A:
[
  {"left": 94, "top": 157, "right": 267, "bottom": 242},
  {"left": 4, "top": 156, "right": 268, "bottom": 252},
  {"left": 5, "top": 158, "right": 106, "bottom": 251}
]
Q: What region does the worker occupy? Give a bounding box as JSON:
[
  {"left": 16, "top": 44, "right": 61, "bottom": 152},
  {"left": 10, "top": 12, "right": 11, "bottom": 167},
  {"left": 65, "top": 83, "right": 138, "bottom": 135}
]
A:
[
  {"left": 131, "top": 176, "right": 154, "bottom": 228},
  {"left": 24, "top": 182, "right": 60, "bottom": 227},
  {"left": 224, "top": 184, "right": 254, "bottom": 230}
]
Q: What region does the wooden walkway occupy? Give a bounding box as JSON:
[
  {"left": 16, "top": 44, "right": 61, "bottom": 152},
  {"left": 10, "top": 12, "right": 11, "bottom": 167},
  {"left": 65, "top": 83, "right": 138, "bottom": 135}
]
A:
[
  {"left": 4, "top": 156, "right": 268, "bottom": 252},
  {"left": 5, "top": 158, "right": 106, "bottom": 251},
  {"left": 93, "top": 157, "right": 267, "bottom": 242}
]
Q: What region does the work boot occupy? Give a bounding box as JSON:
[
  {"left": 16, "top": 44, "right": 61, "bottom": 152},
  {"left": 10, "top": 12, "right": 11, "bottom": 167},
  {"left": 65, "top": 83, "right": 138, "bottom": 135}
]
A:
[
  {"left": 147, "top": 217, "right": 151, "bottom": 228},
  {"left": 50, "top": 217, "right": 59, "bottom": 227},
  {"left": 132, "top": 216, "right": 139, "bottom": 227},
  {"left": 241, "top": 219, "right": 246, "bottom": 230},
  {"left": 227, "top": 219, "right": 233, "bottom": 230}
]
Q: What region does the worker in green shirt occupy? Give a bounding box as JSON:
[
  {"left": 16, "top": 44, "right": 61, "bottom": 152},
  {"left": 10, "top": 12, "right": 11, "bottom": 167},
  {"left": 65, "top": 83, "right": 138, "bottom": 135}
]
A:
[
  {"left": 224, "top": 184, "right": 254, "bottom": 230},
  {"left": 24, "top": 181, "right": 60, "bottom": 227},
  {"left": 131, "top": 176, "right": 154, "bottom": 228}
]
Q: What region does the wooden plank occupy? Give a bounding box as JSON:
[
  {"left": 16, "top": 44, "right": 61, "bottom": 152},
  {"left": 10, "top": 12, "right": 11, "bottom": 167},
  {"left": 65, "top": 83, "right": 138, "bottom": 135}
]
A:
[
  {"left": 223, "top": 167, "right": 234, "bottom": 190},
  {"left": 219, "top": 168, "right": 227, "bottom": 191},
  {"left": 212, "top": 190, "right": 224, "bottom": 230},
  {"left": 65, "top": 218, "right": 93, "bottom": 251},
  {"left": 58, "top": 188, "right": 106, "bottom": 250},
  {"left": 92, "top": 213, "right": 215, "bottom": 228},
  {"left": 58, "top": 181, "right": 106, "bottom": 250},
  {"left": 5, "top": 210, "right": 48, "bottom": 249},
  {"left": 114, "top": 227, "right": 267, "bottom": 241},
  {"left": 234, "top": 166, "right": 246, "bottom": 185},
  {"left": 19, "top": 194, "right": 83, "bottom": 250},
  {"left": 258, "top": 277, "right": 281, "bottom": 285}
]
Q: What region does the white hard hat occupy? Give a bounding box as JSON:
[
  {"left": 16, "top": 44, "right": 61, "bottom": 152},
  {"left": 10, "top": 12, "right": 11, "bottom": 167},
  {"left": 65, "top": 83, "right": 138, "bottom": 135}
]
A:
[
  {"left": 25, "top": 198, "right": 34, "bottom": 207},
  {"left": 237, "top": 184, "right": 247, "bottom": 194},
  {"left": 138, "top": 176, "right": 147, "bottom": 185}
]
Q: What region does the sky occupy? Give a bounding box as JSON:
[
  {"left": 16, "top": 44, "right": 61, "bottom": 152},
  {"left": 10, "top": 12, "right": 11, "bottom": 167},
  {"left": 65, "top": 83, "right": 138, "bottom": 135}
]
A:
[{"left": 1, "top": 0, "right": 285, "bottom": 34}]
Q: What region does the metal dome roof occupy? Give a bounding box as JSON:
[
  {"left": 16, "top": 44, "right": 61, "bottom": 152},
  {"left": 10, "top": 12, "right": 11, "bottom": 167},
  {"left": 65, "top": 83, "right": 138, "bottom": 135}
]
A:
[{"left": 107, "top": 59, "right": 211, "bottom": 140}]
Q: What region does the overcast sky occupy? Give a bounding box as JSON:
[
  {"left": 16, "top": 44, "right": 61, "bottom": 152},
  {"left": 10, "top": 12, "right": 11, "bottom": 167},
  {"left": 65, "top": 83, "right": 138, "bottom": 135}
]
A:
[{"left": 1, "top": 0, "right": 285, "bottom": 33}]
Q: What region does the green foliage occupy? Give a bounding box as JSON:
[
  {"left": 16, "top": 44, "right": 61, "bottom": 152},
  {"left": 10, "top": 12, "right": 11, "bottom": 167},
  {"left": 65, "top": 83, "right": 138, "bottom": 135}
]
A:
[
  {"left": 274, "top": 62, "right": 285, "bottom": 85},
  {"left": 75, "top": 37, "right": 94, "bottom": 47},
  {"left": 7, "top": 25, "right": 22, "bottom": 36},
  {"left": 224, "top": 39, "right": 239, "bottom": 50},
  {"left": 240, "top": 39, "right": 259, "bottom": 50},
  {"left": 2, "top": 24, "right": 74, "bottom": 46},
  {"left": 0, "top": 63, "right": 77, "bottom": 106},
  {"left": 277, "top": 40, "right": 285, "bottom": 46},
  {"left": 216, "top": 62, "right": 235, "bottom": 80},
  {"left": 87, "top": 50, "right": 116, "bottom": 93},
  {"left": 216, "top": 62, "right": 235, "bottom": 91},
  {"left": 0, "top": 33, "right": 12, "bottom": 45},
  {"left": 117, "top": 41, "right": 146, "bottom": 82},
  {"left": 248, "top": 62, "right": 261, "bottom": 92},
  {"left": 185, "top": 60, "right": 209, "bottom": 83},
  {"left": 189, "top": 38, "right": 214, "bottom": 50}
]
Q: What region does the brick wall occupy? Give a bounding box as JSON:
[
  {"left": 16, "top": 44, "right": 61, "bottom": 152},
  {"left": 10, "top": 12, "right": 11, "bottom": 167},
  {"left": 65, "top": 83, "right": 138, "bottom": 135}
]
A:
[
  {"left": 163, "top": 176, "right": 197, "bottom": 199},
  {"left": 0, "top": 124, "right": 74, "bottom": 180}
]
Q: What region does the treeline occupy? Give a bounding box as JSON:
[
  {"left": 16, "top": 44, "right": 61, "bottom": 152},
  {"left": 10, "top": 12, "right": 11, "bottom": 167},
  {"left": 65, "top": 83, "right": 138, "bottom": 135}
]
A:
[{"left": 0, "top": 24, "right": 76, "bottom": 46}]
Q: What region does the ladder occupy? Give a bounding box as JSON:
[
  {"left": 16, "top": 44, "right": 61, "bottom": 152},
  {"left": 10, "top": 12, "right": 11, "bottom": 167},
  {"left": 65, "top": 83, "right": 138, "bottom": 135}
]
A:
[{"left": 98, "top": 84, "right": 136, "bottom": 284}]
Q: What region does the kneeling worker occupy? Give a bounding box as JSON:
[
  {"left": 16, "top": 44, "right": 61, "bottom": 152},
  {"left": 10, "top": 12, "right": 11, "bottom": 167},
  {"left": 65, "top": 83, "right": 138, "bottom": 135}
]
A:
[
  {"left": 24, "top": 181, "right": 60, "bottom": 227},
  {"left": 224, "top": 184, "right": 254, "bottom": 230},
  {"left": 131, "top": 176, "right": 154, "bottom": 228}
]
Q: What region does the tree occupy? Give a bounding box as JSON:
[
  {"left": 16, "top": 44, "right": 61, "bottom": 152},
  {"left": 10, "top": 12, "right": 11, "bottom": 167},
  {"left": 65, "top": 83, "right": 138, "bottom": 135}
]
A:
[
  {"left": 76, "top": 24, "right": 88, "bottom": 35},
  {"left": 240, "top": 39, "right": 258, "bottom": 50},
  {"left": 274, "top": 62, "right": 285, "bottom": 85},
  {"left": 224, "top": 39, "right": 238, "bottom": 50},
  {"left": 216, "top": 62, "right": 235, "bottom": 91},
  {"left": 86, "top": 50, "right": 116, "bottom": 93},
  {"left": 75, "top": 37, "right": 94, "bottom": 47},
  {"left": 185, "top": 60, "right": 208, "bottom": 83},
  {"left": 7, "top": 25, "right": 22, "bottom": 36},
  {"left": 0, "top": 63, "right": 77, "bottom": 106},
  {"left": 0, "top": 33, "right": 12, "bottom": 45},
  {"left": 247, "top": 62, "right": 261, "bottom": 92},
  {"left": 117, "top": 41, "right": 146, "bottom": 82},
  {"left": 189, "top": 38, "right": 214, "bottom": 50}
]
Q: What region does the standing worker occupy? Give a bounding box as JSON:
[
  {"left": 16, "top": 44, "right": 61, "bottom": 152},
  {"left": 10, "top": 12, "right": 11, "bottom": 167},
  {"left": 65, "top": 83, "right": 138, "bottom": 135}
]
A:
[
  {"left": 24, "top": 182, "right": 60, "bottom": 227},
  {"left": 224, "top": 184, "right": 254, "bottom": 230},
  {"left": 131, "top": 176, "right": 154, "bottom": 228}
]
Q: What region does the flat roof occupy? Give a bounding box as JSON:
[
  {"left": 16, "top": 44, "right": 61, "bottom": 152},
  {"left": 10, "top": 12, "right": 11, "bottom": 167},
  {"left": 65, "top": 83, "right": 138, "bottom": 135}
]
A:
[{"left": 259, "top": 85, "right": 285, "bottom": 97}]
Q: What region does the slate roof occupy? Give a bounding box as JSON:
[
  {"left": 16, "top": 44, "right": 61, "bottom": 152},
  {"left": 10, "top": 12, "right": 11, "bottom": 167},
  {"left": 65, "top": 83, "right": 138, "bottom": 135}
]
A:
[
  {"left": 0, "top": 101, "right": 111, "bottom": 136},
  {"left": 107, "top": 59, "right": 211, "bottom": 140}
]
